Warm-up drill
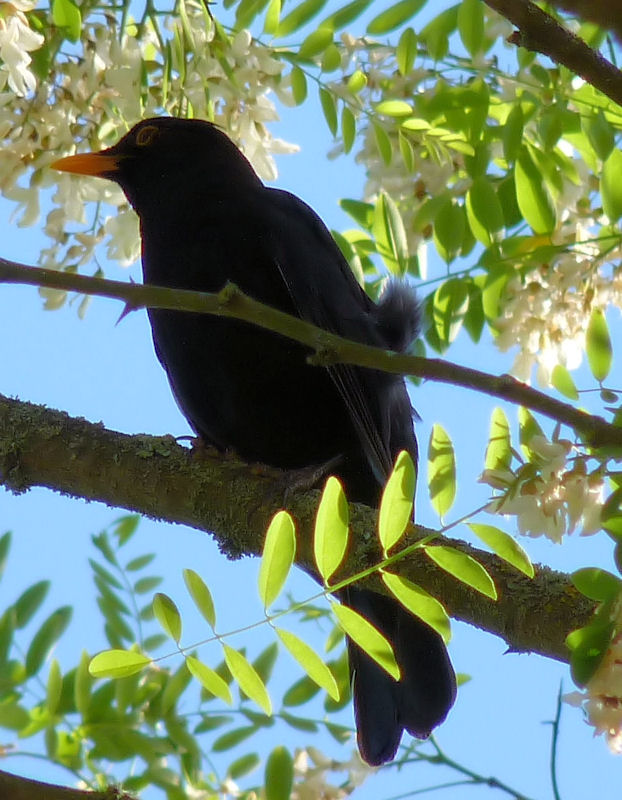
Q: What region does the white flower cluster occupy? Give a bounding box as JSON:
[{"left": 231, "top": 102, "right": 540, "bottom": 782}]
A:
[
  {"left": 1, "top": 1, "right": 297, "bottom": 300},
  {"left": 481, "top": 435, "right": 603, "bottom": 542},
  {"left": 290, "top": 747, "right": 372, "bottom": 800},
  {"left": 495, "top": 219, "right": 622, "bottom": 384},
  {"left": 565, "top": 602, "right": 622, "bottom": 755},
  {"left": 0, "top": 0, "right": 43, "bottom": 96}
]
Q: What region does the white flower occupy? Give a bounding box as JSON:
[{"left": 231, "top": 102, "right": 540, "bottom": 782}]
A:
[{"left": 0, "top": 5, "right": 43, "bottom": 96}]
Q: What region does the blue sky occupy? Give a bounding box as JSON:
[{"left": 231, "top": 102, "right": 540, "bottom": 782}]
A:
[{"left": 2, "top": 11, "right": 622, "bottom": 800}]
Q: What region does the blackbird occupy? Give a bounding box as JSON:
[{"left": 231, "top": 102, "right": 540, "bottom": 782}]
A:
[{"left": 52, "top": 117, "right": 456, "bottom": 765}]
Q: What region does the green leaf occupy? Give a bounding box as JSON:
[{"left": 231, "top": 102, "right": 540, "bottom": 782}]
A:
[
  {"left": 259, "top": 510, "right": 296, "bottom": 607},
  {"left": 276, "top": 628, "right": 339, "bottom": 699},
  {"left": 228, "top": 752, "right": 261, "bottom": 779},
  {"left": 601, "top": 148, "right": 622, "bottom": 222},
  {"left": 74, "top": 650, "right": 92, "bottom": 716},
  {"left": 314, "top": 477, "right": 349, "bottom": 583},
  {"left": 372, "top": 191, "right": 408, "bottom": 274},
  {"left": 186, "top": 655, "right": 233, "bottom": 704},
  {"left": 282, "top": 674, "right": 321, "bottom": 706},
  {"left": 466, "top": 177, "right": 505, "bottom": 245},
  {"left": 339, "top": 198, "right": 374, "bottom": 228},
  {"left": 515, "top": 147, "right": 556, "bottom": 234},
  {"left": 551, "top": 364, "right": 579, "bottom": 400},
  {"left": 397, "top": 27, "right": 417, "bottom": 75},
  {"left": 341, "top": 106, "right": 356, "bottom": 154},
  {"left": 46, "top": 659, "right": 62, "bottom": 716},
  {"left": 428, "top": 424, "right": 456, "bottom": 519},
  {"left": 571, "top": 568, "right": 622, "bottom": 602},
  {"left": 567, "top": 622, "right": 613, "bottom": 686},
  {"left": 468, "top": 523, "right": 534, "bottom": 577},
  {"left": 322, "top": 0, "right": 374, "bottom": 30},
  {"left": 125, "top": 553, "right": 156, "bottom": 571},
  {"left": 518, "top": 407, "right": 544, "bottom": 455},
  {"left": 213, "top": 725, "right": 257, "bottom": 752},
  {"left": 586, "top": 308, "right": 612, "bottom": 382},
  {"left": 89, "top": 649, "right": 151, "bottom": 679},
  {"left": 0, "top": 531, "right": 11, "bottom": 580},
  {"left": 433, "top": 199, "right": 465, "bottom": 263},
  {"left": 153, "top": 593, "right": 182, "bottom": 643},
  {"left": 14, "top": 581, "right": 50, "bottom": 628},
  {"left": 263, "top": 0, "right": 281, "bottom": 34},
  {"left": 376, "top": 100, "right": 413, "bottom": 117},
  {"left": 433, "top": 279, "right": 469, "bottom": 345},
  {"left": 265, "top": 746, "right": 294, "bottom": 800},
  {"left": 319, "top": 87, "right": 338, "bottom": 136},
  {"left": 503, "top": 104, "right": 524, "bottom": 162},
  {"left": 252, "top": 641, "right": 279, "bottom": 684},
  {"left": 52, "top": 0, "right": 81, "bottom": 42},
  {"left": 298, "top": 26, "right": 333, "bottom": 59},
  {"left": 332, "top": 603, "right": 399, "bottom": 679},
  {"left": 582, "top": 111, "right": 614, "bottom": 161},
  {"left": 223, "top": 645, "right": 272, "bottom": 715},
  {"left": 290, "top": 66, "right": 307, "bottom": 105},
  {"left": 378, "top": 450, "right": 415, "bottom": 553},
  {"left": 183, "top": 568, "right": 216, "bottom": 628},
  {"left": 425, "top": 546, "right": 497, "bottom": 598},
  {"left": 372, "top": 122, "right": 393, "bottom": 165},
  {"left": 25, "top": 607, "right": 72, "bottom": 677},
  {"left": 367, "top": 0, "right": 426, "bottom": 34},
  {"left": 347, "top": 69, "right": 367, "bottom": 93},
  {"left": 457, "top": 0, "right": 484, "bottom": 56},
  {"left": 484, "top": 407, "right": 512, "bottom": 472},
  {"left": 382, "top": 572, "right": 451, "bottom": 642},
  {"left": 277, "top": 0, "right": 329, "bottom": 36}
]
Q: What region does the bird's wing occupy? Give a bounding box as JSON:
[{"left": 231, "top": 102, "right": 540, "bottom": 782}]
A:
[{"left": 264, "top": 188, "right": 395, "bottom": 485}]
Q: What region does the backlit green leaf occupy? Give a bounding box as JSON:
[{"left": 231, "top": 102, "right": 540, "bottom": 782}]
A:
[
  {"left": 14, "top": 581, "right": 49, "bottom": 628},
  {"left": 468, "top": 523, "right": 534, "bottom": 577},
  {"left": 428, "top": 424, "right": 456, "bottom": 518},
  {"left": 52, "top": 0, "right": 81, "bottom": 42},
  {"left": 153, "top": 592, "right": 182, "bottom": 643},
  {"left": 263, "top": 0, "right": 281, "bottom": 33},
  {"left": 601, "top": 148, "right": 622, "bottom": 222},
  {"left": 551, "top": 364, "right": 579, "bottom": 400},
  {"left": 319, "top": 87, "right": 338, "bottom": 135},
  {"left": 184, "top": 568, "right": 216, "bottom": 628},
  {"left": 372, "top": 191, "right": 408, "bottom": 274},
  {"left": 382, "top": 572, "right": 451, "bottom": 642},
  {"left": 290, "top": 66, "right": 307, "bottom": 105},
  {"left": 259, "top": 510, "right": 296, "bottom": 607},
  {"left": 586, "top": 308, "right": 612, "bottom": 382},
  {"left": 571, "top": 568, "right": 622, "bottom": 602},
  {"left": 367, "top": 0, "right": 426, "bottom": 34},
  {"left": 276, "top": 628, "right": 339, "bottom": 699},
  {"left": 25, "top": 607, "right": 72, "bottom": 677},
  {"left": 457, "top": 0, "right": 484, "bottom": 56},
  {"left": 265, "top": 746, "right": 294, "bottom": 800},
  {"left": 375, "top": 100, "right": 413, "bottom": 117},
  {"left": 332, "top": 603, "right": 399, "bottom": 679},
  {"left": 89, "top": 649, "right": 151, "bottom": 678},
  {"left": 277, "top": 0, "right": 329, "bottom": 36},
  {"left": 378, "top": 450, "right": 415, "bottom": 553},
  {"left": 223, "top": 645, "right": 272, "bottom": 715},
  {"left": 314, "top": 477, "right": 349, "bottom": 583},
  {"left": 186, "top": 655, "right": 233, "bottom": 704},
  {"left": 342, "top": 106, "right": 356, "bottom": 154},
  {"left": 397, "top": 27, "right": 417, "bottom": 75},
  {"left": 298, "top": 26, "right": 333, "bottom": 59},
  {"left": 425, "top": 546, "right": 497, "bottom": 598},
  {"left": 515, "top": 147, "right": 556, "bottom": 233},
  {"left": 484, "top": 407, "right": 511, "bottom": 472},
  {"left": 466, "top": 177, "right": 505, "bottom": 245}
]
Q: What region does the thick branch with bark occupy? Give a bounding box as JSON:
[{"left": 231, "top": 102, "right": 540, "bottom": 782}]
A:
[
  {"left": 1, "top": 259, "right": 620, "bottom": 449},
  {"left": 0, "top": 392, "right": 596, "bottom": 662},
  {"left": 0, "top": 768, "right": 132, "bottom": 800},
  {"left": 483, "top": 0, "right": 622, "bottom": 108}
]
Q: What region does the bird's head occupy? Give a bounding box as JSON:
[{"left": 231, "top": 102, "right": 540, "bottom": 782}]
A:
[{"left": 51, "top": 117, "right": 262, "bottom": 213}]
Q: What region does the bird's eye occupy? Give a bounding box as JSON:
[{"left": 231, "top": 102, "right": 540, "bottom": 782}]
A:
[{"left": 135, "top": 125, "right": 159, "bottom": 147}]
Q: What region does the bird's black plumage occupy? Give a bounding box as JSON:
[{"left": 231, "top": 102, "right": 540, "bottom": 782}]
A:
[{"left": 52, "top": 117, "right": 456, "bottom": 765}]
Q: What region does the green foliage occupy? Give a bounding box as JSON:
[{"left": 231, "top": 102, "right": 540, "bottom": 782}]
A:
[
  {"left": 378, "top": 450, "right": 416, "bottom": 553},
  {"left": 314, "top": 476, "right": 349, "bottom": 583},
  {"left": 258, "top": 510, "right": 296, "bottom": 607},
  {"left": 427, "top": 423, "right": 456, "bottom": 518}
]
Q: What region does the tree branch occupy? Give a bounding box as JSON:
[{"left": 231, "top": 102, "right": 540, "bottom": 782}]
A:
[
  {"left": 0, "top": 392, "right": 596, "bottom": 662},
  {"left": 0, "top": 768, "right": 132, "bottom": 800},
  {"left": 1, "top": 258, "right": 619, "bottom": 449},
  {"left": 483, "top": 0, "right": 622, "bottom": 107}
]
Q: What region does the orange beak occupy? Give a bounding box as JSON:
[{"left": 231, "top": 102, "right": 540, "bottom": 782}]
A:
[{"left": 50, "top": 152, "right": 123, "bottom": 177}]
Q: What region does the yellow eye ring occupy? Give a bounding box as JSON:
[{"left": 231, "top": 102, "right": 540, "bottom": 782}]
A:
[{"left": 135, "top": 125, "right": 159, "bottom": 147}]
